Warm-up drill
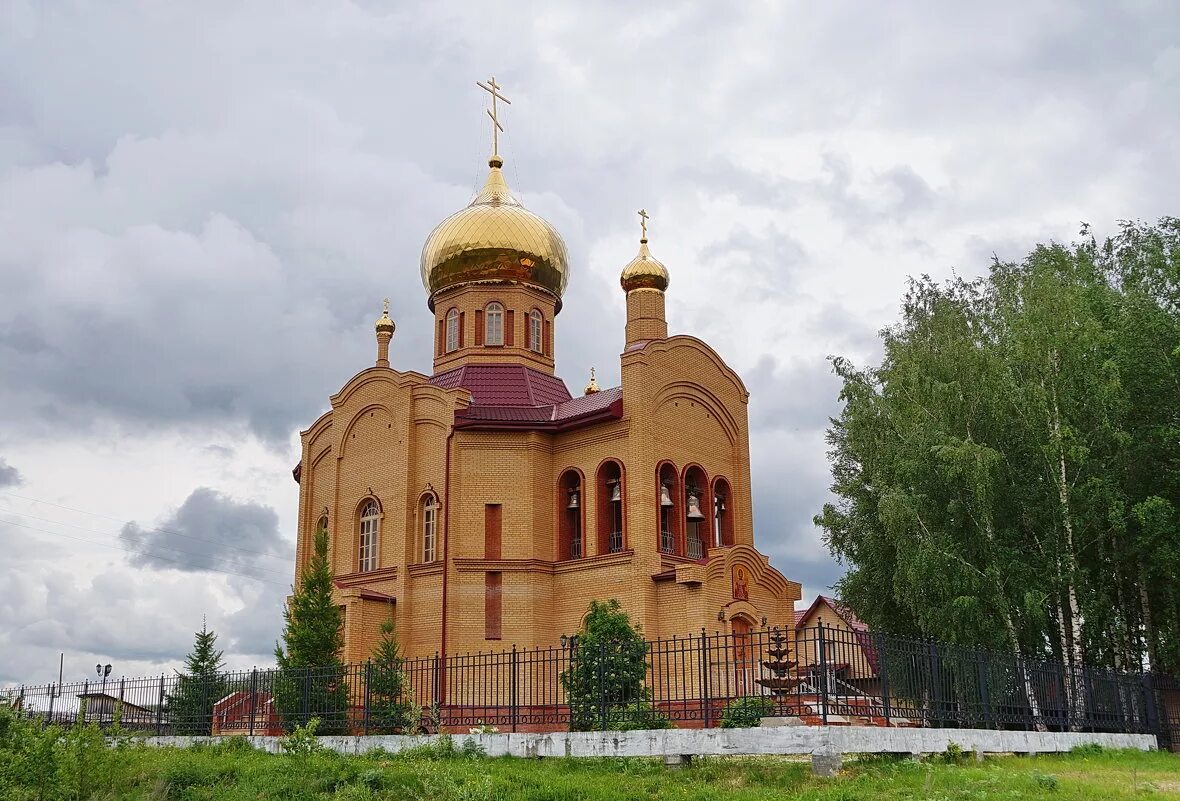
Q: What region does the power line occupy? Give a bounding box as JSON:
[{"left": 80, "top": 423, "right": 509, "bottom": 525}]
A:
[
  {"left": 0, "top": 490, "right": 295, "bottom": 564},
  {"left": 0, "top": 514, "right": 292, "bottom": 589}
]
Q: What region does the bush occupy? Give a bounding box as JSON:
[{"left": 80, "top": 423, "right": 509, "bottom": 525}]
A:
[
  {"left": 719, "top": 696, "right": 774, "bottom": 728},
  {"left": 562, "top": 600, "right": 667, "bottom": 732},
  {"left": 280, "top": 718, "right": 323, "bottom": 756}
]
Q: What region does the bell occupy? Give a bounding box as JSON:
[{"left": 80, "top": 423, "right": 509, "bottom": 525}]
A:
[
  {"left": 715, "top": 496, "right": 725, "bottom": 514},
  {"left": 567, "top": 489, "right": 579, "bottom": 510},
  {"left": 609, "top": 480, "right": 622, "bottom": 503},
  {"left": 686, "top": 492, "right": 705, "bottom": 520},
  {"left": 660, "top": 483, "right": 674, "bottom": 507}
]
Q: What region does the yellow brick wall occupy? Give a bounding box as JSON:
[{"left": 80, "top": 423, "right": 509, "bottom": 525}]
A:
[
  {"left": 292, "top": 310, "right": 801, "bottom": 666},
  {"left": 431, "top": 283, "right": 557, "bottom": 374}
]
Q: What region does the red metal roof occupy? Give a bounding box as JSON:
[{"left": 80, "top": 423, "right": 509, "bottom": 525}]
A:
[{"left": 429, "top": 364, "right": 573, "bottom": 406}]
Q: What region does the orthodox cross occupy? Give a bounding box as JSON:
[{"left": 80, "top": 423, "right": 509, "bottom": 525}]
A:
[
  {"left": 476, "top": 76, "right": 511, "bottom": 157},
  {"left": 638, "top": 208, "right": 649, "bottom": 240},
  {"left": 382, "top": 297, "right": 390, "bottom": 315}
]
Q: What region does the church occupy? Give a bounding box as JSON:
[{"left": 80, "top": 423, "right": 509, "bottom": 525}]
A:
[{"left": 291, "top": 82, "right": 802, "bottom": 665}]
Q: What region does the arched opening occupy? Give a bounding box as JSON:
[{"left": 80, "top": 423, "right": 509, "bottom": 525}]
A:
[
  {"left": 730, "top": 614, "right": 755, "bottom": 696},
  {"left": 712, "top": 477, "right": 734, "bottom": 547},
  {"left": 557, "top": 469, "right": 584, "bottom": 560},
  {"left": 682, "top": 465, "right": 709, "bottom": 559},
  {"left": 485, "top": 302, "right": 504, "bottom": 345},
  {"left": 656, "top": 462, "right": 680, "bottom": 555},
  {"left": 596, "top": 460, "right": 625, "bottom": 555},
  {"left": 528, "top": 309, "right": 544, "bottom": 353},
  {"left": 358, "top": 499, "right": 380, "bottom": 572},
  {"left": 445, "top": 308, "right": 460, "bottom": 353},
  {"left": 420, "top": 493, "right": 438, "bottom": 563}
]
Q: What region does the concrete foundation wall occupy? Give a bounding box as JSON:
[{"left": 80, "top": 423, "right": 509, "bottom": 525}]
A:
[{"left": 138, "top": 727, "right": 1156, "bottom": 758}]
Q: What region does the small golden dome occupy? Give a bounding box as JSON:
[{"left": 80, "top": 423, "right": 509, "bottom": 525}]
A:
[
  {"left": 620, "top": 239, "right": 669, "bottom": 293},
  {"left": 584, "top": 367, "right": 600, "bottom": 395},
  {"left": 375, "top": 297, "right": 395, "bottom": 334},
  {"left": 421, "top": 159, "right": 569, "bottom": 308}
]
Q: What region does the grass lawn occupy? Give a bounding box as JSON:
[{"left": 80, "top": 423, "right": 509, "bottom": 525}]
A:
[{"left": 4, "top": 730, "right": 1180, "bottom": 800}]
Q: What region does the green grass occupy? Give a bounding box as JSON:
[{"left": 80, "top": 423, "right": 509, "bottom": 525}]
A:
[
  {"left": 8, "top": 740, "right": 1180, "bottom": 800},
  {"left": 3, "top": 710, "right": 1179, "bottom": 800}
]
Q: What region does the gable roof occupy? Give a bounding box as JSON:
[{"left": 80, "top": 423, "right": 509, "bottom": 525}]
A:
[{"left": 794, "top": 594, "right": 870, "bottom": 633}]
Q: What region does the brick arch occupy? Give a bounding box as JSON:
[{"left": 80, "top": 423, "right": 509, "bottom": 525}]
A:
[
  {"left": 652, "top": 383, "right": 739, "bottom": 446},
  {"left": 681, "top": 464, "right": 710, "bottom": 560},
  {"left": 595, "top": 458, "right": 626, "bottom": 556},
  {"left": 337, "top": 403, "right": 394, "bottom": 457},
  {"left": 355, "top": 495, "right": 383, "bottom": 573},
  {"left": 712, "top": 476, "right": 735, "bottom": 547},
  {"left": 557, "top": 467, "right": 586, "bottom": 561},
  {"left": 655, "top": 460, "right": 680, "bottom": 555}
]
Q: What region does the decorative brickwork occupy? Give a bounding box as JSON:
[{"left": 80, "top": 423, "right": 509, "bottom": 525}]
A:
[{"left": 290, "top": 152, "right": 801, "bottom": 668}]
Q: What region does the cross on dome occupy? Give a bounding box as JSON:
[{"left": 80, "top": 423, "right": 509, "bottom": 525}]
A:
[
  {"left": 638, "top": 208, "right": 649, "bottom": 242},
  {"left": 476, "top": 76, "right": 511, "bottom": 160}
]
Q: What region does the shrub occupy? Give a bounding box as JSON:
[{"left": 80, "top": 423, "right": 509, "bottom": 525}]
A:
[
  {"left": 562, "top": 599, "right": 668, "bottom": 731},
  {"left": 280, "top": 718, "right": 323, "bottom": 756},
  {"left": 719, "top": 696, "right": 775, "bottom": 728}
]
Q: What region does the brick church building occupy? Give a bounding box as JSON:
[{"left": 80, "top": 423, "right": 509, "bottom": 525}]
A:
[{"left": 291, "top": 103, "right": 801, "bottom": 665}]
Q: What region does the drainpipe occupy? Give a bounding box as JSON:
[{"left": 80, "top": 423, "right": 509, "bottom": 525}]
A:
[{"left": 439, "top": 426, "right": 455, "bottom": 705}]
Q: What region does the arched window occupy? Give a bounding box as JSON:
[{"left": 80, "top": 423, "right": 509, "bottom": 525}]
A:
[
  {"left": 656, "top": 462, "right": 680, "bottom": 555},
  {"left": 529, "top": 310, "right": 543, "bottom": 353},
  {"left": 359, "top": 500, "right": 380, "bottom": 572},
  {"left": 421, "top": 494, "right": 438, "bottom": 563},
  {"left": 596, "top": 460, "right": 625, "bottom": 554},
  {"left": 713, "top": 477, "right": 734, "bottom": 547},
  {"left": 485, "top": 302, "right": 504, "bottom": 345},
  {"left": 683, "top": 466, "right": 709, "bottom": 559},
  {"left": 445, "top": 308, "right": 459, "bottom": 353},
  {"left": 558, "top": 469, "right": 583, "bottom": 560}
]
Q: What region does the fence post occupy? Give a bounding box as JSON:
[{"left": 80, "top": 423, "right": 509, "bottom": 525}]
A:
[
  {"left": 1141, "top": 673, "right": 1159, "bottom": 736},
  {"left": 155, "top": 674, "right": 165, "bottom": 736},
  {"left": 927, "top": 639, "right": 941, "bottom": 727},
  {"left": 17, "top": 685, "right": 24, "bottom": 715},
  {"left": 433, "top": 651, "right": 442, "bottom": 731},
  {"left": 597, "top": 641, "right": 608, "bottom": 731},
  {"left": 363, "top": 660, "right": 372, "bottom": 736},
  {"left": 248, "top": 668, "right": 258, "bottom": 737},
  {"left": 47, "top": 683, "right": 56, "bottom": 728},
  {"left": 117, "top": 677, "right": 125, "bottom": 730},
  {"left": 876, "top": 633, "right": 891, "bottom": 727},
  {"left": 301, "top": 666, "right": 310, "bottom": 728},
  {"left": 81, "top": 679, "right": 89, "bottom": 725},
  {"left": 699, "top": 628, "right": 712, "bottom": 728},
  {"left": 817, "top": 624, "right": 829, "bottom": 725},
  {"left": 976, "top": 650, "right": 991, "bottom": 729},
  {"left": 510, "top": 645, "right": 519, "bottom": 734}
]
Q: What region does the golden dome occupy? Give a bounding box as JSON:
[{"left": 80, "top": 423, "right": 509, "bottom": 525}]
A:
[
  {"left": 620, "top": 239, "right": 669, "bottom": 293},
  {"left": 421, "top": 157, "right": 569, "bottom": 308},
  {"left": 375, "top": 298, "right": 395, "bottom": 334}
]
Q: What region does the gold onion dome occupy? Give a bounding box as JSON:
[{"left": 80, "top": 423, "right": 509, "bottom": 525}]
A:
[
  {"left": 420, "top": 157, "right": 570, "bottom": 309},
  {"left": 620, "top": 238, "right": 669, "bottom": 293},
  {"left": 375, "top": 298, "right": 395, "bottom": 334}
]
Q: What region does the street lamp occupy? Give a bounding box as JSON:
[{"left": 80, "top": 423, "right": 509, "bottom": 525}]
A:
[{"left": 96, "top": 664, "right": 112, "bottom": 724}]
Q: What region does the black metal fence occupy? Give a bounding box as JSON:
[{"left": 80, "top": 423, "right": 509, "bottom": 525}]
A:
[{"left": 5, "top": 625, "right": 1178, "bottom": 744}]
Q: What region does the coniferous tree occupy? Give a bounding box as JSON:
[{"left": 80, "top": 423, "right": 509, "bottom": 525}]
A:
[
  {"left": 367, "top": 616, "right": 416, "bottom": 733},
  {"left": 167, "top": 621, "right": 226, "bottom": 735},
  {"left": 561, "top": 599, "right": 669, "bottom": 731},
  {"left": 274, "top": 525, "right": 348, "bottom": 732}
]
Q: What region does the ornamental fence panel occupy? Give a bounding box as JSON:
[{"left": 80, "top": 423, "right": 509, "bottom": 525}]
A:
[{"left": 3, "top": 625, "right": 1177, "bottom": 746}]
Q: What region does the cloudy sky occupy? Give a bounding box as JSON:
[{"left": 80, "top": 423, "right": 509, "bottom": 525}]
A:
[{"left": 1, "top": 1, "right": 1177, "bottom": 686}]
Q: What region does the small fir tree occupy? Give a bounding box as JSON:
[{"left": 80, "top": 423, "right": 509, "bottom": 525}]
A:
[
  {"left": 274, "top": 525, "right": 348, "bottom": 732},
  {"left": 166, "top": 621, "right": 226, "bottom": 735},
  {"left": 561, "top": 599, "right": 669, "bottom": 731},
  {"left": 367, "top": 616, "right": 416, "bottom": 733}
]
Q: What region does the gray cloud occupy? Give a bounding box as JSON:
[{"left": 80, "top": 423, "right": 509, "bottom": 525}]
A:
[
  {"left": 2, "top": 2, "right": 1179, "bottom": 674},
  {"left": 119, "top": 487, "right": 292, "bottom": 580},
  {"left": 0, "top": 458, "right": 21, "bottom": 487}
]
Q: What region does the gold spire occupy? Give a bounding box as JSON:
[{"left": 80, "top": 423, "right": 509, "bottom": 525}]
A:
[
  {"left": 476, "top": 76, "right": 511, "bottom": 165},
  {"left": 620, "top": 209, "right": 670, "bottom": 293},
  {"left": 584, "top": 367, "right": 600, "bottom": 395}
]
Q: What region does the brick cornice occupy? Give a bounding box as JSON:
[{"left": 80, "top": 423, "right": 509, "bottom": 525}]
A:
[
  {"left": 407, "top": 561, "right": 444, "bottom": 577},
  {"left": 453, "top": 550, "right": 635, "bottom": 575},
  {"left": 335, "top": 566, "right": 398, "bottom": 586}
]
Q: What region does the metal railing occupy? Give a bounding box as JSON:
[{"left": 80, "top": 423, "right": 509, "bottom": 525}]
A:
[{"left": 4, "top": 625, "right": 1177, "bottom": 742}]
